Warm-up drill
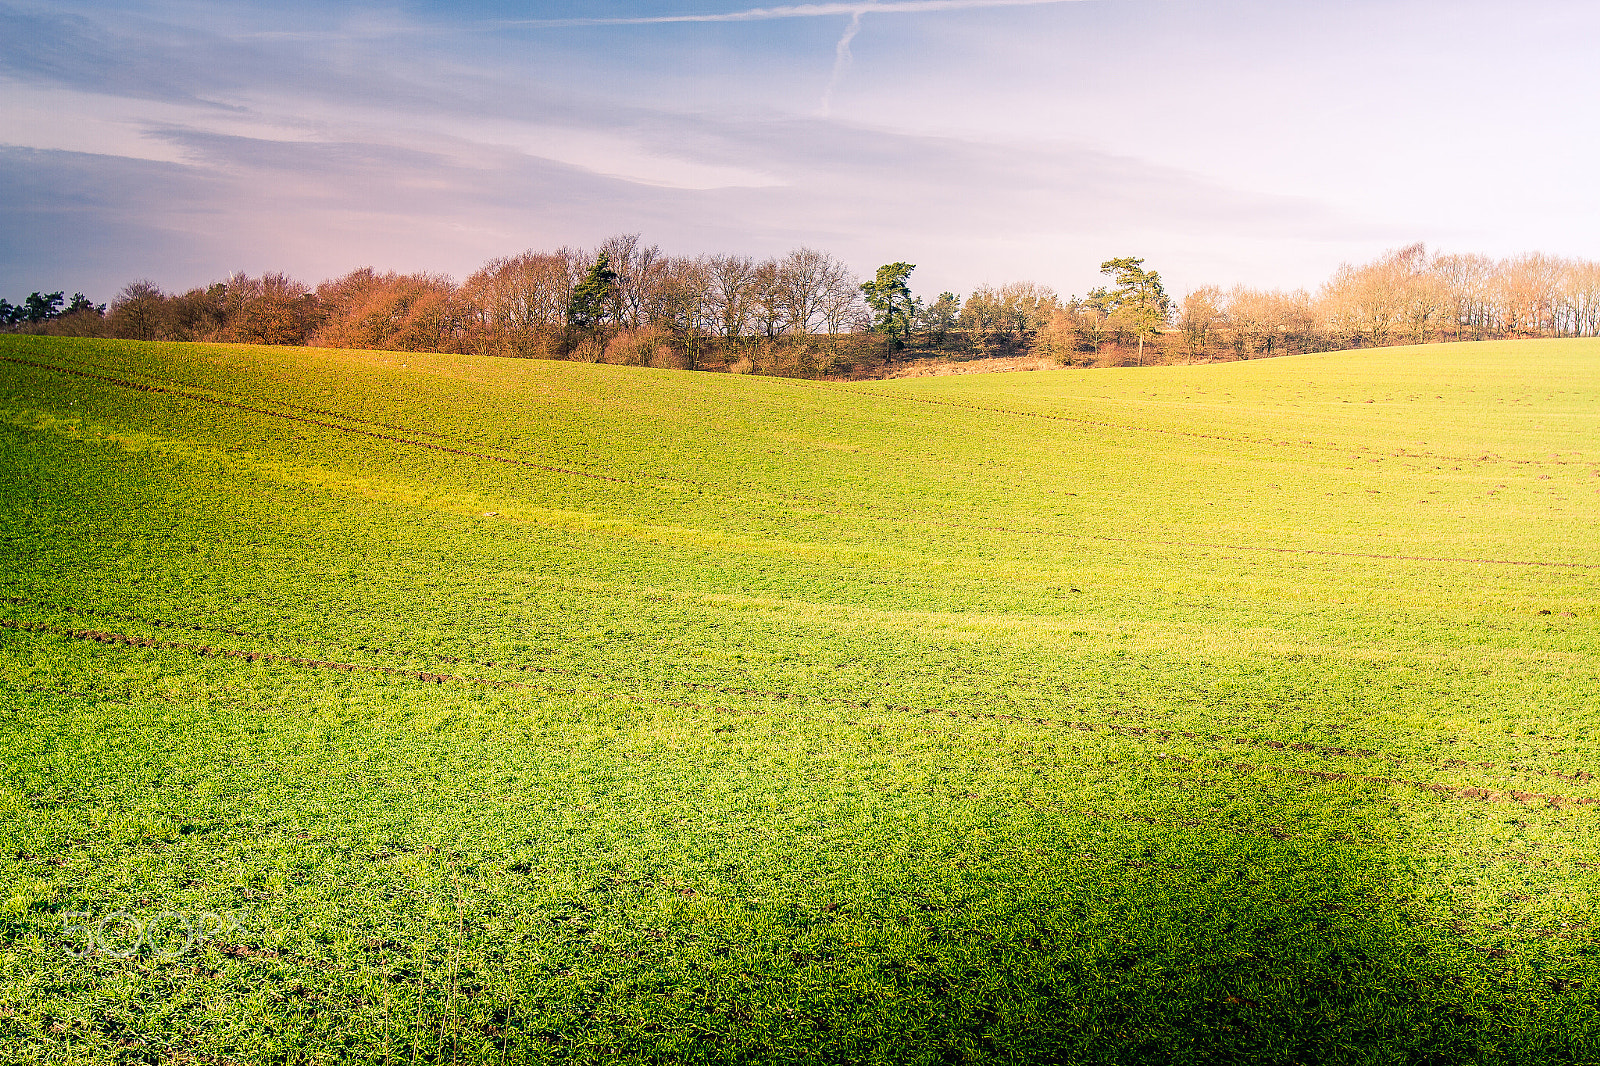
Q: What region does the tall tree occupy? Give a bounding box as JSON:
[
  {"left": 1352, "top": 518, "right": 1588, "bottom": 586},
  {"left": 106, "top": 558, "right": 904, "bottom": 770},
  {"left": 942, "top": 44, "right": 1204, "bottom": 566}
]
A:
[
  {"left": 314, "top": 268, "right": 458, "bottom": 353},
  {"left": 776, "top": 247, "right": 833, "bottom": 334},
  {"left": 751, "top": 259, "right": 785, "bottom": 339},
  {"left": 705, "top": 254, "right": 757, "bottom": 340},
  {"left": 599, "top": 233, "right": 666, "bottom": 330},
  {"left": 860, "top": 262, "right": 920, "bottom": 345},
  {"left": 566, "top": 252, "right": 618, "bottom": 336},
  {"left": 1091, "top": 258, "right": 1170, "bottom": 364},
  {"left": 959, "top": 285, "right": 1004, "bottom": 335},
  {"left": 461, "top": 251, "right": 576, "bottom": 357},
  {"left": 818, "top": 266, "right": 866, "bottom": 335},
  {"left": 655, "top": 256, "right": 714, "bottom": 371},
  {"left": 996, "top": 281, "right": 1060, "bottom": 336},
  {"left": 1228, "top": 286, "right": 1314, "bottom": 359},
  {"left": 219, "top": 272, "right": 318, "bottom": 346},
  {"left": 1177, "top": 286, "right": 1223, "bottom": 363},
  {"left": 106, "top": 281, "right": 167, "bottom": 340},
  {"left": 1320, "top": 244, "right": 1434, "bottom": 347}
]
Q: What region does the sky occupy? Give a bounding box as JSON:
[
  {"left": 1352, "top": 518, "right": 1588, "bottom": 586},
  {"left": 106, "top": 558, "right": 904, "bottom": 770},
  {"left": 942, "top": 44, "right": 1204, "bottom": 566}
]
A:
[{"left": 2, "top": 0, "right": 1598, "bottom": 304}]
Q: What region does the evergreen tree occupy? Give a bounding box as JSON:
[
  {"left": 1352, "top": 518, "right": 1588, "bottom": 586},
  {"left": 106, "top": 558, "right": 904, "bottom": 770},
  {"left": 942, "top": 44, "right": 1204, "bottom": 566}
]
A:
[
  {"left": 860, "top": 262, "right": 921, "bottom": 345},
  {"left": 1091, "top": 258, "right": 1170, "bottom": 365},
  {"left": 567, "top": 252, "right": 618, "bottom": 334},
  {"left": 22, "top": 291, "right": 64, "bottom": 323}
]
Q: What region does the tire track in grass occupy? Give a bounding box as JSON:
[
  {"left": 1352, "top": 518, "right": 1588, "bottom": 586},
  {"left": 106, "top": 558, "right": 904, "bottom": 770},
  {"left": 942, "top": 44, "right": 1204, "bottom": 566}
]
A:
[
  {"left": 2, "top": 596, "right": 279, "bottom": 644},
  {"left": 21, "top": 667, "right": 1582, "bottom": 868},
  {"left": 20, "top": 676, "right": 1590, "bottom": 892},
  {"left": 0, "top": 352, "right": 787, "bottom": 502},
  {"left": 12, "top": 353, "right": 1595, "bottom": 573},
  {"left": 22, "top": 342, "right": 1594, "bottom": 473},
  {"left": 1065, "top": 532, "right": 1600, "bottom": 570},
  {"left": 6, "top": 617, "right": 1596, "bottom": 809},
  {"left": 776, "top": 377, "right": 1600, "bottom": 470},
  {"left": 12, "top": 349, "right": 465, "bottom": 441},
  {"left": 7, "top": 594, "right": 1596, "bottom": 788},
  {"left": 0, "top": 682, "right": 1457, "bottom": 856},
  {"left": 0, "top": 354, "right": 658, "bottom": 490},
  {"left": 1138, "top": 747, "right": 1594, "bottom": 809},
  {"left": 0, "top": 618, "right": 518, "bottom": 688},
  {"left": 898, "top": 521, "right": 1600, "bottom": 570}
]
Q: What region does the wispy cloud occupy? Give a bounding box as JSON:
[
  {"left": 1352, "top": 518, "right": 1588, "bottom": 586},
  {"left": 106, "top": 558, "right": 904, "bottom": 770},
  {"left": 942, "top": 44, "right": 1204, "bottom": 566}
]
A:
[
  {"left": 820, "top": 9, "right": 867, "bottom": 116},
  {"left": 500, "top": 0, "right": 1101, "bottom": 28},
  {"left": 11, "top": 0, "right": 1584, "bottom": 301}
]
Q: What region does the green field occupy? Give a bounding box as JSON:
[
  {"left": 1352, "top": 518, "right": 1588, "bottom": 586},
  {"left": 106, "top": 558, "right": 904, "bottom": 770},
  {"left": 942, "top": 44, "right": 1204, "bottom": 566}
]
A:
[{"left": 1, "top": 333, "right": 1598, "bottom": 1064}]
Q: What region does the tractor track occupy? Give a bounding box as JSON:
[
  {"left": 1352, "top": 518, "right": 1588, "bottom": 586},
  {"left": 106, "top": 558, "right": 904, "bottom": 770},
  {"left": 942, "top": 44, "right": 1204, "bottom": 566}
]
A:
[
  {"left": 12, "top": 352, "right": 1595, "bottom": 573},
  {"left": 6, "top": 607, "right": 1597, "bottom": 801},
  {"left": 4, "top": 620, "right": 1588, "bottom": 808},
  {"left": 12, "top": 350, "right": 462, "bottom": 441},
  {"left": 12, "top": 682, "right": 1572, "bottom": 860},
  {"left": 1018, "top": 530, "right": 1600, "bottom": 570},
  {"left": 7, "top": 594, "right": 1596, "bottom": 784},
  {"left": 0, "top": 354, "right": 658, "bottom": 489},
  {"left": 12, "top": 341, "right": 1591, "bottom": 472},
  {"left": 0, "top": 352, "right": 805, "bottom": 503},
  {"left": 777, "top": 377, "right": 1600, "bottom": 470},
  {"left": 0, "top": 618, "right": 523, "bottom": 688}
]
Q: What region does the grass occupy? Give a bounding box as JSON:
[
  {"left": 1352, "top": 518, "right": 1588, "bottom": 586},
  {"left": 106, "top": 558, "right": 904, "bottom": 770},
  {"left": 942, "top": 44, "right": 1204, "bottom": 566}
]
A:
[{"left": 0, "top": 333, "right": 1597, "bottom": 1063}]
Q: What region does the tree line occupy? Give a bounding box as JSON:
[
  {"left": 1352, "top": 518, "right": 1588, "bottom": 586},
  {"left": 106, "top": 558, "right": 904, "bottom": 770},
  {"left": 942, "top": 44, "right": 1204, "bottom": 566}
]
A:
[
  {"left": 1, "top": 291, "right": 104, "bottom": 328},
  {"left": 6, "top": 239, "right": 1598, "bottom": 376},
  {"left": 1166, "top": 243, "right": 1600, "bottom": 363}
]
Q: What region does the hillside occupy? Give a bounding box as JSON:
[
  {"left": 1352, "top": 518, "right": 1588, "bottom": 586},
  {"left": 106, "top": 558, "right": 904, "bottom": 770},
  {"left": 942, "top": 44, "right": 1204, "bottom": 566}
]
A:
[{"left": 2, "top": 335, "right": 1598, "bottom": 1063}]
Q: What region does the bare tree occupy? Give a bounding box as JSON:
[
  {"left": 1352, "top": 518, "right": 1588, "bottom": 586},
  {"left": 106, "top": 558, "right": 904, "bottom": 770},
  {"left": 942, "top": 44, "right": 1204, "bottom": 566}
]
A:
[
  {"left": 1320, "top": 245, "right": 1420, "bottom": 346},
  {"left": 1227, "top": 287, "right": 1315, "bottom": 358},
  {"left": 818, "top": 262, "right": 865, "bottom": 335},
  {"left": 995, "top": 282, "right": 1060, "bottom": 336},
  {"left": 1561, "top": 260, "right": 1600, "bottom": 337},
  {"left": 1031, "top": 309, "right": 1081, "bottom": 365},
  {"left": 654, "top": 256, "right": 716, "bottom": 370},
  {"left": 1401, "top": 271, "right": 1450, "bottom": 344},
  {"left": 217, "top": 272, "right": 316, "bottom": 345},
  {"left": 106, "top": 280, "right": 166, "bottom": 341},
  {"left": 774, "top": 247, "right": 856, "bottom": 334},
  {"left": 1070, "top": 301, "right": 1109, "bottom": 358},
  {"left": 1434, "top": 253, "right": 1497, "bottom": 340},
  {"left": 959, "top": 286, "right": 1005, "bottom": 335},
  {"left": 459, "top": 251, "right": 578, "bottom": 357},
  {"left": 1178, "top": 285, "right": 1223, "bottom": 362},
  {"left": 705, "top": 254, "right": 757, "bottom": 339},
  {"left": 751, "top": 259, "right": 785, "bottom": 339},
  {"left": 1496, "top": 252, "right": 1565, "bottom": 337},
  {"left": 599, "top": 233, "right": 668, "bottom": 330}
]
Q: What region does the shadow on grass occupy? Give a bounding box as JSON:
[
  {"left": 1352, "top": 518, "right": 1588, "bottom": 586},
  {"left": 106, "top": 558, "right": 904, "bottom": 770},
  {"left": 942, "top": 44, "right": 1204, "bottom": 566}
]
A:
[{"left": 481, "top": 831, "right": 1599, "bottom": 1066}]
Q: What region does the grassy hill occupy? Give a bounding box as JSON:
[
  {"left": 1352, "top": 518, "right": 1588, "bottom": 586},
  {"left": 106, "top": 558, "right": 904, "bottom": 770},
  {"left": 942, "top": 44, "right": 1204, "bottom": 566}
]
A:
[{"left": 1, "top": 334, "right": 1597, "bottom": 1063}]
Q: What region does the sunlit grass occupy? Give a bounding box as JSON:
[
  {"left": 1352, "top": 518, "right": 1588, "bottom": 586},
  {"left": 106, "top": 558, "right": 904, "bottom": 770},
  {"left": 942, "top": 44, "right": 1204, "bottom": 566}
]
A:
[{"left": 1, "top": 334, "right": 1597, "bottom": 1063}]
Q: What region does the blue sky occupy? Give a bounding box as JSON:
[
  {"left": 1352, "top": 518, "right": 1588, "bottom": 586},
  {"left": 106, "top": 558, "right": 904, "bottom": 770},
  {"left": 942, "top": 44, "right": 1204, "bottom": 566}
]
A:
[{"left": 2, "top": 0, "right": 1597, "bottom": 303}]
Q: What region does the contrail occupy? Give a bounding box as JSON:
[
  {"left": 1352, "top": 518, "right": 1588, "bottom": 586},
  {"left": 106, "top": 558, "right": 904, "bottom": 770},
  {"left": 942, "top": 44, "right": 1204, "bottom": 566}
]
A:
[
  {"left": 496, "top": 0, "right": 1107, "bottom": 116},
  {"left": 820, "top": 10, "right": 867, "bottom": 116},
  {"left": 501, "top": 0, "right": 1100, "bottom": 28}
]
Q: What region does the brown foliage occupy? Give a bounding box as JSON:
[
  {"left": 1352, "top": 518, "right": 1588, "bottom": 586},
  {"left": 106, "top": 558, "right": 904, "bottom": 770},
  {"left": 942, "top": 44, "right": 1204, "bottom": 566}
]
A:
[
  {"left": 106, "top": 280, "right": 167, "bottom": 341},
  {"left": 458, "top": 251, "right": 579, "bottom": 358},
  {"left": 1031, "top": 310, "right": 1084, "bottom": 366},
  {"left": 75, "top": 235, "right": 1600, "bottom": 382},
  {"left": 313, "top": 268, "right": 460, "bottom": 352},
  {"left": 604, "top": 325, "right": 677, "bottom": 367},
  {"left": 218, "top": 272, "right": 317, "bottom": 346}
]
